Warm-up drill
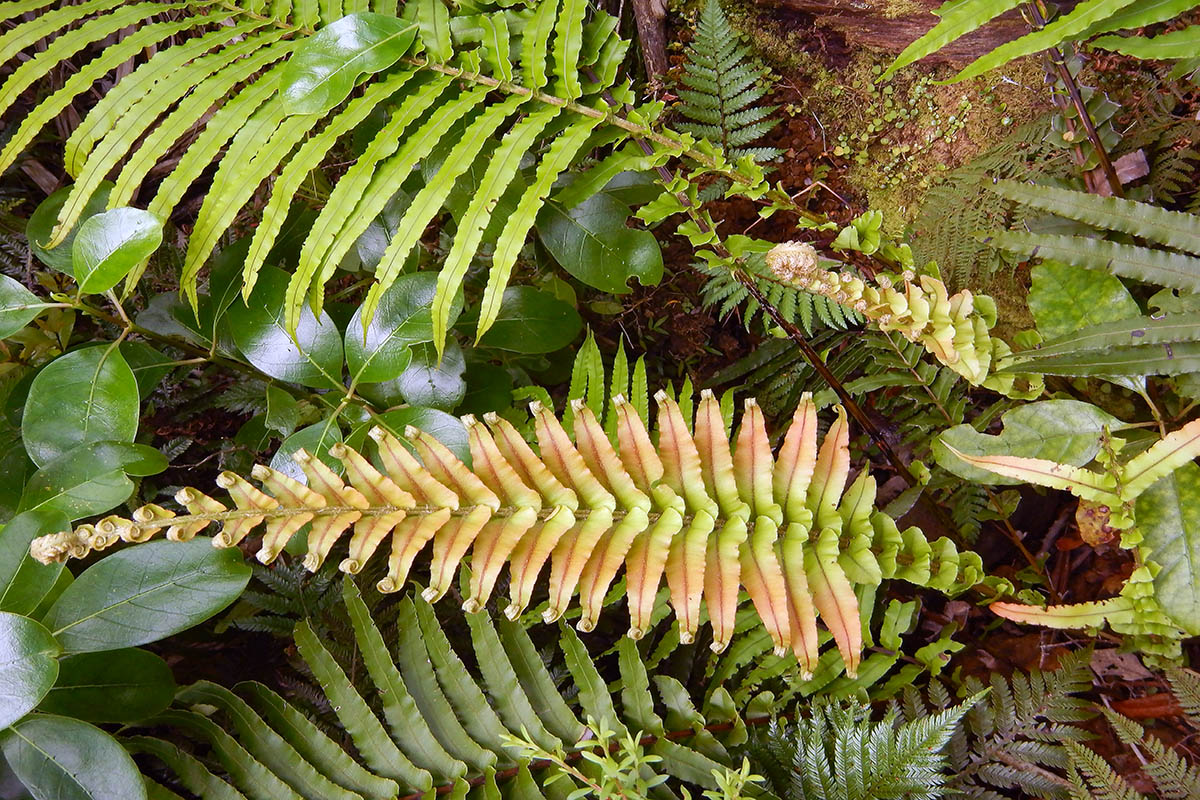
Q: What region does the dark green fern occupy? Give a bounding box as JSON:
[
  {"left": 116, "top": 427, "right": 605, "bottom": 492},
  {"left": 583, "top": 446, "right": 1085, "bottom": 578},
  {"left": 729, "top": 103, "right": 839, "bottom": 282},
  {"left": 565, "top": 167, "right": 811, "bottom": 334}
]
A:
[
  {"left": 1067, "top": 668, "right": 1200, "bottom": 800},
  {"left": 745, "top": 695, "right": 981, "bottom": 800},
  {"left": 676, "top": 0, "right": 782, "bottom": 164},
  {"left": 903, "top": 648, "right": 1095, "bottom": 799}
]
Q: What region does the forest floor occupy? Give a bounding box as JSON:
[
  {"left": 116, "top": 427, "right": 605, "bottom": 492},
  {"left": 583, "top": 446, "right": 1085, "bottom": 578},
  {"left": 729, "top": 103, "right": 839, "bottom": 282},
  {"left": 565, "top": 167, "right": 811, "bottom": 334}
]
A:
[{"left": 581, "top": 7, "right": 1200, "bottom": 788}]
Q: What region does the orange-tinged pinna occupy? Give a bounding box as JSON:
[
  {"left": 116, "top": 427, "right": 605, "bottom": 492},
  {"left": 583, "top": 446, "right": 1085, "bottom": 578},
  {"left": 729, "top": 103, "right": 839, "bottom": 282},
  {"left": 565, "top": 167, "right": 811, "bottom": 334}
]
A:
[{"left": 32, "top": 392, "right": 987, "bottom": 678}]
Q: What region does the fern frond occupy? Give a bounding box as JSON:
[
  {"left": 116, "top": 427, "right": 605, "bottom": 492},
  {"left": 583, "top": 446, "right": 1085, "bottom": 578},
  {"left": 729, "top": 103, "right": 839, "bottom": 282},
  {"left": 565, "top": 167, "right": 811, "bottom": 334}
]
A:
[
  {"left": 31, "top": 390, "right": 992, "bottom": 678},
  {"left": 676, "top": 0, "right": 781, "bottom": 163},
  {"left": 0, "top": 0, "right": 680, "bottom": 353},
  {"left": 747, "top": 696, "right": 981, "bottom": 800},
  {"left": 907, "top": 649, "right": 1095, "bottom": 799},
  {"left": 127, "top": 582, "right": 749, "bottom": 799}
]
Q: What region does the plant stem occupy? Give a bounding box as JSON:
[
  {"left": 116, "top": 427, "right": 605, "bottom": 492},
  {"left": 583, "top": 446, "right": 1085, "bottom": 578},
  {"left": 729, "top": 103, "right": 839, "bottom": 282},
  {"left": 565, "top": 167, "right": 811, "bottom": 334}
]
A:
[{"left": 1024, "top": 1, "right": 1124, "bottom": 197}]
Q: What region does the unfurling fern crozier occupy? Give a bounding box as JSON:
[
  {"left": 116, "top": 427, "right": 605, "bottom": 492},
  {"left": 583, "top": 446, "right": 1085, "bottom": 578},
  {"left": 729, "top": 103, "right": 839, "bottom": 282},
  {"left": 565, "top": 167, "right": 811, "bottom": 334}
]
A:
[{"left": 32, "top": 392, "right": 989, "bottom": 678}]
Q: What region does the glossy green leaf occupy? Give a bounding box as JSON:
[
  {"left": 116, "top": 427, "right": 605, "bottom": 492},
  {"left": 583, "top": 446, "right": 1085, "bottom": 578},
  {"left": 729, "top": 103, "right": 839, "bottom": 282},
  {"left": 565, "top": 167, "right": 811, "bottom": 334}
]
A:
[
  {"left": 1027, "top": 260, "right": 1141, "bottom": 341},
  {"left": 26, "top": 183, "right": 111, "bottom": 274},
  {"left": 21, "top": 346, "right": 139, "bottom": 468},
  {"left": 881, "top": 0, "right": 1023, "bottom": 80},
  {"left": 934, "top": 400, "right": 1125, "bottom": 485},
  {"left": 1093, "top": 23, "right": 1200, "bottom": 59},
  {"left": 38, "top": 648, "right": 174, "bottom": 723},
  {"left": 119, "top": 342, "right": 173, "bottom": 401},
  {"left": 280, "top": 13, "right": 418, "bottom": 114},
  {"left": 1005, "top": 312, "right": 1200, "bottom": 377},
  {"left": 43, "top": 538, "right": 250, "bottom": 653},
  {"left": 475, "top": 287, "right": 582, "bottom": 354},
  {"left": 536, "top": 193, "right": 663, "bottom": 295},
  {"left": 372, "top": 407, "right": 469, "bottom": 464},
  {"left": 347, "top": 272, "right": 462, "bottom": 385},
  {"left": 0, "top": 715, "right": 146, "bottom": 800},
  {"left": 15, "top": 442, "right": 165, "bottom": 520},
  {"left": 1002, "top": 341, "right": 1200, "bottom": 377},
  {"left": 269, "top": 418, "right": 343, "bottom": 485},
  {"left": 0, "top": 275, "right": 50, "bottom": 339},
  {"left": 71, "top": 207, "right": 163, "bottom": 294},
  {"left": 0, "top": 510, "right": 68, "bottom": 616},
  {"left": 391, "top": 341, "right": 466, "bottom": 411},
  {"left": 1138, "top": 461, "right": 1200, "bottom": 635},
  {"left": 264, "top": 385, "right": 301, "bottom": 437},
  {"left": 951, "top": 0, "right": 1140, "bottom": 81},
  {"left": 229, "top": 267, "right": 343, "bottom": 390},
  {"left": 0, "top": 613, "right": 60, "bottom": 729}
]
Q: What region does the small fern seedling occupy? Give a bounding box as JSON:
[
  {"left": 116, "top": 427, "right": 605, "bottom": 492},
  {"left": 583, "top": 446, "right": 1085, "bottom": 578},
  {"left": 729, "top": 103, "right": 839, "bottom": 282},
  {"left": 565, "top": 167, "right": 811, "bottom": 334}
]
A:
[{"left": 676, "top": 0, "right": 782, "bottom": 164}]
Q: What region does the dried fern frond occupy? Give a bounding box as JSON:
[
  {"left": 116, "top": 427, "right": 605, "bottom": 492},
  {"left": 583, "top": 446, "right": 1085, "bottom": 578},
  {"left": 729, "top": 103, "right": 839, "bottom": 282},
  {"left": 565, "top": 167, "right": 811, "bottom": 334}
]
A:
[{"left": 31, "top": 391, "right": 991, "bottom": 678}]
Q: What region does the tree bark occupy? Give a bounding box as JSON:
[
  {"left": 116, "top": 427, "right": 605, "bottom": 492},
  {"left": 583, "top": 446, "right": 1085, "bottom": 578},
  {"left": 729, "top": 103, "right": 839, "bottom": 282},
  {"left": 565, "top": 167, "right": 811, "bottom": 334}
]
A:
[{"left": 757, "top": 0, "right": 1031, "bottom": 66}]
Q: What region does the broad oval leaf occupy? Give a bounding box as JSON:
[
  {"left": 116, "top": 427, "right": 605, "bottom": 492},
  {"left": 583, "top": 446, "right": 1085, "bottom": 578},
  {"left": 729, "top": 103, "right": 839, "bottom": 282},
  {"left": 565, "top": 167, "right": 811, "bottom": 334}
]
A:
[
  {"left": 0, "top": 612, "right": 60, "bottom": 729},
  {"left": 38, "top": 649, "right": 174, "bottom": 723},
  {"left": 1028, "top": 260, "right": 1141, "bottom": 341},
  {"left": 537, "top": 194, "right": 663, "bottom": 295},
  {"left": 280, "top": 13, "right": 418, "bottom": 114},
  {"left": 0, "top": 275, "right": 47, "bottom": 339},
  {"left": 270, "top": 417, "right": 344, "bottom": 485},
  {"left": 16, "top": 441, "right": 167, "bottom": 519},
  {"left": 0, "top": 510, "right": 68, "bottom": 616},
  {"left": 475, "top": 287, "right": 582, "bottom": 354},
  {"left": 1138, "top": 462, "right": 1200, "bottom": 636},
  {"left": 346, "top": 272, "right": 462, "bottom": 385},
  {"left": 229, "top": 267, "right": 343, "bottom": 390},
  {"left": 43, "top": 538, "right": 250, "bottom": 653},
  {"left": 934, "top": 400, "right": 1125, "bottom": 485},
  {"left": 373, "top": 406, "right": 470, "bottom": 464},
  {"left": 393, "top": 340, "right": 466, "bottom": 411},
  {"left": 0, "top": 714, "right": 147, "bottom": 800},
  {"left": 21, "top": 346, "right": 140, "bottom": 468},
  {"left": 26, "top": 183, "right": 112, "bottom": 274},
  {"left": 71, "top": 207, "right": 163, "bottom": 294}
]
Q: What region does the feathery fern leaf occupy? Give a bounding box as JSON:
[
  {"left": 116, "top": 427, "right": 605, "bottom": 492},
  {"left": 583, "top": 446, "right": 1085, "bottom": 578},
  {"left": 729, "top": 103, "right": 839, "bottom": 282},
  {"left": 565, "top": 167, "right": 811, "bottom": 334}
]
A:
[
  {"left": 914, "top": 648, "right": 1095, "bottom": 799},
  {"left": 0, "top": 0, "right": 682, "bottom": 353},
  {"left": 31, "top": 390, "right": 993, "bottom": 678},
  {"left": 746, "top": 695, "right": 982, "bottom": 800},
  {"left": 125, "top": 580, "right": 750, "bottom": 799},
  {"left": 676, "top": 0, "right": 781, "bottom": 163}
]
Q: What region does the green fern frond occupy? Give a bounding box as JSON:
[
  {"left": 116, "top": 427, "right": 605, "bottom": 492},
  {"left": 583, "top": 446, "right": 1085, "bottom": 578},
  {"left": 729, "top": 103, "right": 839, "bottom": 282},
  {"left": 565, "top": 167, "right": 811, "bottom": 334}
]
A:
[
  {"left": 126, "top": 580, "right": 750, "bottom": 799},
  {"left": 0, "top": 0, "right": 691, "bottom": 354},
  {"left": 695, "top": 248, "right": 861, "bottom": 336},
  {"left": 903, "top": 648, "right": 1094, "bottom": 799},
  {"left": 910, "top": 121, "right": 1072, "bottom": 289},
  {"left": 676, "top": 0, "right": 781, "bottom": 163},
  {"left": 1166, "top": 668, "right": 1200, "bottom": 727},
  {"left": 746, "top": 695, "right": 981, "bottom": 800}
]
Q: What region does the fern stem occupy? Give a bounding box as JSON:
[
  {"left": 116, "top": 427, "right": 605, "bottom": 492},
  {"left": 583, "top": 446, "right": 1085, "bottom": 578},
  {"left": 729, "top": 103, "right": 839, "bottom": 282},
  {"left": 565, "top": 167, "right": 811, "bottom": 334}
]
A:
[{"left": 1024, "top": 1, "right": 1124, "bottom": 197}]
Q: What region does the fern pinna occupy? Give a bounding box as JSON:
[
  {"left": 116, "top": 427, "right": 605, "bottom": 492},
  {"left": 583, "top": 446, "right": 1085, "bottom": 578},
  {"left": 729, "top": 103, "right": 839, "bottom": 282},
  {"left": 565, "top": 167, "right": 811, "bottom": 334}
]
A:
[
  {"left": 32, "top": 390, "right": 990, "bottom": 678},
  {"left": 125, "top": 580, "right": 752, "bottom": 799},
  {"left": 0, "top": 0, "right": 683, "bottom": 352}
]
